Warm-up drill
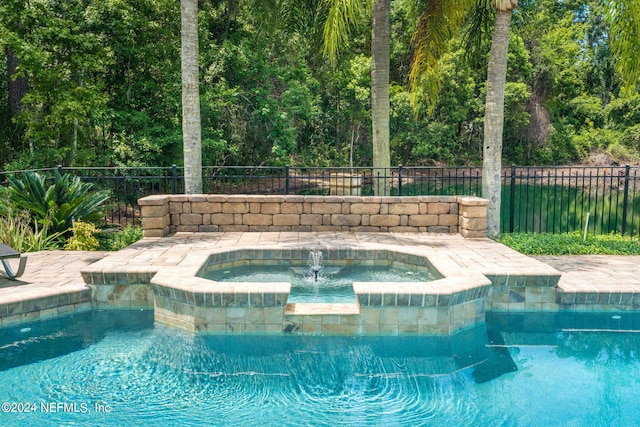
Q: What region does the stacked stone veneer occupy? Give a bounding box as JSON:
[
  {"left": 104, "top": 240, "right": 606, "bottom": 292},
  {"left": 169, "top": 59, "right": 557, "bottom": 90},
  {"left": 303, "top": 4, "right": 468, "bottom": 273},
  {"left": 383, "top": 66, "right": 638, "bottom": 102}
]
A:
[{"left": 139, "top": 194, "right": 489, "bottom": 238}]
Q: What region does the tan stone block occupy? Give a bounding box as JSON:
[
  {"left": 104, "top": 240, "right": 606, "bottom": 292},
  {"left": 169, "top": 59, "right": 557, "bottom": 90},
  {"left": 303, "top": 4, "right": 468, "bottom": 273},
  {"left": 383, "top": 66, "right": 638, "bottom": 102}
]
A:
[
  {"left": 243, "top": 213, "right": 273, "bottom": 226},
  {"left": 269, "top": 226, "right": 293, "bottom": 231},
  {"left": 181, "top": 202, "right": 191, "bottom": 213},
  {"left": 191, "top": 202, "right": 222, "bottom": 214},
  {"left": 261, "top": 203, "right": 281, "bottom": 214},
  {"left": 408, "top": 215, "right": 438, "bottom": 227},
  {"left": 141, "top": 204, "right": 168, "bottom": 217},
  {"left": 389, "top": 226, "right": 419, "bottom": 232},
  {"left": 380, "top": 204, "right": 389, "bottom": 214},
  {"left": 233, "top": 213, "right": 243, "bottom": 224},
  {"left": 460, "top": 229, "right": 487, "bottom": 238},
  {"left": 220, "top": 225, "right": 249, "bottom": 232},
  {"left": 460, "top": 216, "right": 487, "bottom": 230},
  {"left": 439, "top": 214, "right": 459, "bottom": 226},
  {"left": 427, "top": 226, "right": 451, "bottom": 233},
  {"left": 249, "top": 202, "right": 261, "bottom": 213},
  {"left": 180, "top": 213, "right": 202, "bottom": 225},
  {"left": 361, "top": 214, "right": 370, "bottom": 226},
  {"left": 370, "top": 215, "right": 400, "bottom": 226},
  {"left": 331, "top": 214, "right": 361, "bottom": 226},
  {"left": 139, "top": 195, "right": 169, "bottom": 206},
  {"left": 169, "top": 202, "right": 183, "bottom": 214},
  {"left": 449, "top": 203, "right": 459, "bottom": 214},
  {"left": 350, "top": 203, "right": 380, "bottom": 215},
  {"left": 273, "top": 214, "right": 300, "bottom": 226},
  {"left": 176, "top": 225, "right": 199, "bottom": 232},
  {"left": 389, "top": 203, "right": 419, "bottom": 215},
  {"left": 142, "top": 215, "right": 169, "bottom": 229},
  {"left": 202, "top": 214, "right": 211, "bottom": 225},
  {"left": 427, "top": 202, "right": 451, "bottom": 214},
  {"left": 222, "top": 202, "right": 249, "bottom": 213},
  {"left": 300, "top": 214, "right": 322, "bottom": 225},
  {"left": 461, "top": 205, "right": 488, "bottom": 218},
  {"left": 311, "top": 203, "right": 342, "bottom": 214},
  {"left": 322, "top": 214, "right": 331, "bottom": 225},
  {"left": 210, "top": 213, "right": 235, "bottom": 225},
  {"left": 207, "top": 195, "right": 228, "bottom": 202},
  {"left": 457, "top": 196, "right": 489, "bottom": 206},
  {"left": 143, "top": 229, "right": 166, "bottom": 238},
  {"left": 400, "top": 215, "right": 408, "bottom": 226},
  {"left": 280, "top": 202, "right": 302, "bottom": 214}
]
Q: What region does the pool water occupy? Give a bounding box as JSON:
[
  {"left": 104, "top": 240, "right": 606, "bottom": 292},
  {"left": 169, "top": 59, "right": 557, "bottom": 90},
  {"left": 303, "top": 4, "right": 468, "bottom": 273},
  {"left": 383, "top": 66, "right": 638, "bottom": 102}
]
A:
[
  {"left": 1, "top": 310, "right": 640, "bottom": 426},
  {"left": 204, "top": 263, "right": 435, "bottom": 303}
]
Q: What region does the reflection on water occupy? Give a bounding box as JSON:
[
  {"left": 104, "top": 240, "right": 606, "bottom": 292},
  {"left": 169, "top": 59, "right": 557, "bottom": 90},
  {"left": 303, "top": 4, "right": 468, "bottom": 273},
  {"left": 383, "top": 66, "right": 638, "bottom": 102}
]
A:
[{"left": 1, "top": 311, "right": 640, "bottom": 426}]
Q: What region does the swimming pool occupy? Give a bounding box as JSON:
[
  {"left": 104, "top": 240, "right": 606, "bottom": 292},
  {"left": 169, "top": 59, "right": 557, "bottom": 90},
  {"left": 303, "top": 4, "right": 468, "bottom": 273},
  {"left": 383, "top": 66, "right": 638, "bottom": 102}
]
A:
[{"left": 1, "top": 310, "right": 639, "bottom": 426}]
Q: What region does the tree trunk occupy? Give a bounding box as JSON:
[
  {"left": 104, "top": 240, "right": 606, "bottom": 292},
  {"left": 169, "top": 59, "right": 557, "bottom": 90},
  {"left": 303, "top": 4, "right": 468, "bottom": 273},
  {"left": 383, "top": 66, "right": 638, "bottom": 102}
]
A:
[
  {"left": 181, "top": 0, "right": 203, "bottom": 194},
  {"left": 482, "top": 8, "right": 512, "bottom": 239},
  {"left": 6, "top": 48, "right": 28, "bottom": 115},
  {"left": 371, "top": 0, "right": 391, "bottom": 196}
]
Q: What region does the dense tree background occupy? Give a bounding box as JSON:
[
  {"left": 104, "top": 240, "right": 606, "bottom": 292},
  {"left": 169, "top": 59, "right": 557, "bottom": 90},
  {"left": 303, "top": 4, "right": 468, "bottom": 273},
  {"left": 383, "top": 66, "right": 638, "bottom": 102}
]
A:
[{"left": 1, "top": 0, "right": 638, "bottom": 171}]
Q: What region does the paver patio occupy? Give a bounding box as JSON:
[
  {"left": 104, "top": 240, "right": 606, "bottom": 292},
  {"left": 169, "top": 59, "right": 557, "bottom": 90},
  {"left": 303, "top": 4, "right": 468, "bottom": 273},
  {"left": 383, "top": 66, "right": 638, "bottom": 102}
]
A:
[{"left": 1, "top": 232, "right": 639, "bottom": 328}]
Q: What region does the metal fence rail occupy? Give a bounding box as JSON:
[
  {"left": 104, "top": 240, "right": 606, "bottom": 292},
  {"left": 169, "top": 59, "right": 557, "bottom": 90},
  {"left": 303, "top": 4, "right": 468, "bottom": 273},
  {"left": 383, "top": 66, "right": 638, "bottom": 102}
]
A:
[{"left": 2, "top": 165, "right": 639, "bottom": 236}]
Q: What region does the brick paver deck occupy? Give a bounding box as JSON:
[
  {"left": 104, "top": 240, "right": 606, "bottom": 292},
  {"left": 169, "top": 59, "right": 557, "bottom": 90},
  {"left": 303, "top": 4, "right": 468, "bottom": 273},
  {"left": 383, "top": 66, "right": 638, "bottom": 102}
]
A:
[{"left": 1, "top": 233, "right": 638, "bottom": 327}]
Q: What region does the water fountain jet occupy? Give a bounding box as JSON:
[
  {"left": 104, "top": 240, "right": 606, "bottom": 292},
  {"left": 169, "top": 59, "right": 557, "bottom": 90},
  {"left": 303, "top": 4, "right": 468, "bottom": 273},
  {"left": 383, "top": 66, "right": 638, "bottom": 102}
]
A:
[{"left": 308, "top": 250, "right": 324, "bottom": 282}]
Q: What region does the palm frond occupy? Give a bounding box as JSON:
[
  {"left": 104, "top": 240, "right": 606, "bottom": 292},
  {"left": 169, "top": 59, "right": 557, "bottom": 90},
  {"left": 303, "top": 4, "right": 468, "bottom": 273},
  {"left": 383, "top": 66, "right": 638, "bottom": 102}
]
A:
[
  {"left": 409, "top": 0, "right": 476, "bottom": 114},
  {"left": 322, "top": 0, "right": 371, "bottom": 64},
  {"left": 605, "top": 0, "right": 640, "bottom": 95}
]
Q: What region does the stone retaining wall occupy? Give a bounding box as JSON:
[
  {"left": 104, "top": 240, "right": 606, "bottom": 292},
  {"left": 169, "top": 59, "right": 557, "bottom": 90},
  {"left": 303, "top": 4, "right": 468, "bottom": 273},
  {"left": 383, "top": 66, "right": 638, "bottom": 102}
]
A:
[{"left": 139, "top": 195, "right": 489, "bottom": 238}]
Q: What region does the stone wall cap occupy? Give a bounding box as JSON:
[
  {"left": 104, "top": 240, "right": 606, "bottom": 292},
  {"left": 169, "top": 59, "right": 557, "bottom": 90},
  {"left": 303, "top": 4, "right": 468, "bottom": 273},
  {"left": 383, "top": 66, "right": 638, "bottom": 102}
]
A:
[
  {"left": 457, "top": 196, "right": 489, "bottom": 206},
  {"left": 139, "top": 195, "right": 169, "bottom": 205}
]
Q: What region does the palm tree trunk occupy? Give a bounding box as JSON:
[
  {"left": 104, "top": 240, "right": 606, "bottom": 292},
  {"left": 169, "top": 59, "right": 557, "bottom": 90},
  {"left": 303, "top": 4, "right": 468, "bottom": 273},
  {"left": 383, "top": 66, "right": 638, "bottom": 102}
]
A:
[
  {"left": 482, "top": 8, "right": 512, "bottom": 239},
  {"left": 371, "top": 0, "right": 391, "bottom": 196},
  {"left": 181, "top": 0, "right": 202, "bottom": 194}
]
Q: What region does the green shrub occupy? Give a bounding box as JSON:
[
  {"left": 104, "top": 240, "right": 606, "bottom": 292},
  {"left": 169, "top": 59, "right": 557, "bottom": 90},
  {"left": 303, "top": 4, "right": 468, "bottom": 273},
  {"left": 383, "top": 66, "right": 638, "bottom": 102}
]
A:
[
  {"left": 97, "top": 226, "right": 143, "bottom": 251},
  {"left": 64, "top": 221, "right": 100, "bottom": 251},
  {"left": 499, "top": 232, "right": 640, "bottom": 255},
  {"left": 0, "top": 210, "right": 63, "bottom": 252},
  {"left": 4, "top": 170, "right": 110, "bottom": 234}
]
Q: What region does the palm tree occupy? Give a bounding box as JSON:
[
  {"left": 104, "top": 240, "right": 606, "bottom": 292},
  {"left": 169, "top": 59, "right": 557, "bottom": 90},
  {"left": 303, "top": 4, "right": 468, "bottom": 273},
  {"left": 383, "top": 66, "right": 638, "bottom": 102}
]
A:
[
  {"left": 181, "top": 0, "right": 202, "bottom": 194},
  {"left": 482, "top": 0, "right": 517, "bottom": 239},
  {"left": 323, "top": 0, "right": 392, "bottom": 195}
]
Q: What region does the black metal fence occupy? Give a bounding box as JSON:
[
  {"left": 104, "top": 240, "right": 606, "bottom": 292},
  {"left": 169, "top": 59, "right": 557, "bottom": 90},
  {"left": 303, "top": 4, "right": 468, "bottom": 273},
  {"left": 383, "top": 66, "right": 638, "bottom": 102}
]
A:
[{"left": 2, "top": 164, "right": 639, "bottom": 236}]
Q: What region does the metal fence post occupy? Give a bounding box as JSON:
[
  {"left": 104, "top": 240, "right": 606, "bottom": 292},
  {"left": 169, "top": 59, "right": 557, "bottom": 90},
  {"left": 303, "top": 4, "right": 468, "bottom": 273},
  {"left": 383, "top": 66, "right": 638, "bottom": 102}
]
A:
[
  {"left": 509, "top": 164, "right": 516, "bottom": 233},
  {"left": 398, "top": 165, "right": 403, "bottom": 196},
  {"left": 285, "top": 165, "right": 290, "bottom": 195},
  {"left": 622, "top": 165, "right": 630, "bottom": 235},
  {"left": 171, "top": 164, "right": 178, "bottom": 194}
]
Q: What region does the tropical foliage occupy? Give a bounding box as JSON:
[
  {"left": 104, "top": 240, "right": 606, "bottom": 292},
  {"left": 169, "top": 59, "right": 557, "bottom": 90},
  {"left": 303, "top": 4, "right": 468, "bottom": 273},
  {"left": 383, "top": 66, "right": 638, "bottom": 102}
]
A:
[
  {"left": 0, "top": 0, "right": 639, "bottom": 171},
  {"left": 1, "top": 170, "right": 110, "bottom": 234}
]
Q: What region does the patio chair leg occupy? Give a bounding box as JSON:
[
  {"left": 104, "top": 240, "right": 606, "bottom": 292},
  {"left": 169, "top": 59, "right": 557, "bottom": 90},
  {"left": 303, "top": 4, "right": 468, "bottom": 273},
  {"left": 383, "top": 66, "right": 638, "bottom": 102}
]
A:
[{"left": 1, "top": 256, "right": 27, "bottom": 280}]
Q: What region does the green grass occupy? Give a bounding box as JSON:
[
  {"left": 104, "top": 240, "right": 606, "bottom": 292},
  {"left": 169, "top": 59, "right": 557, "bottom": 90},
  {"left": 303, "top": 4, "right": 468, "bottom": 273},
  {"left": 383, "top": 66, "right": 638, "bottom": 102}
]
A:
[{"left": 498, "top": 231, "right": 640, "bottom": 255}]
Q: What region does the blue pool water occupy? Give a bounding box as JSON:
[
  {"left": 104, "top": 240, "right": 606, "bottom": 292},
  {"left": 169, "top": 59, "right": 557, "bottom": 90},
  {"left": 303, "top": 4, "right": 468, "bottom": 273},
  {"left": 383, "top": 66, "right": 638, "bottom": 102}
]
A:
[
  {"left": 1, "top": 310, "right": 640, "bottom": 426},
  {"left": 204, "top": 264, "right": 435, "bottom": 303}
]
